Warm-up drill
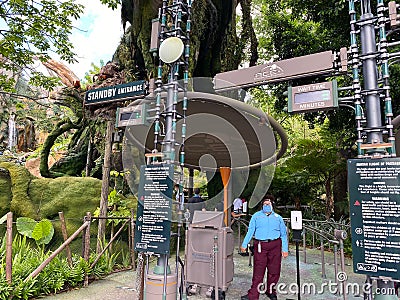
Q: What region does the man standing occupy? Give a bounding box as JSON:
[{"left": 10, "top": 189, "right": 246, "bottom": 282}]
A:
[
  {"left": 233, "top": 197, "right": 243, "bottom": 214},
  {"left": 187, "top": 187, "right": 205, "bottom": 223},
  {"left": 174, "top": 184, "right": 180, "bottom": 202},
  {"left": 240, "top": 195, "right": 288, "bottom": 300}
]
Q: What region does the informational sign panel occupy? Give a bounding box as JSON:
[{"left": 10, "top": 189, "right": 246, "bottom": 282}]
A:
[
  {"left": 84, "top": 80, "right": 146, "bottom": 106},
  {"left": 287, "top": 80, "right": 338, "bottom": 113},
  {"left": 348, "top": 158, "right": 400, "bottom": 279},
  {"left": 134, "top": 164, "right": 174, "bottom": 254}
]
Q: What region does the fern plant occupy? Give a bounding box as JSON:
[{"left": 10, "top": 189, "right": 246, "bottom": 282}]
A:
[{"left": 0, "top": 214, "right": 125, "bottom": 299}]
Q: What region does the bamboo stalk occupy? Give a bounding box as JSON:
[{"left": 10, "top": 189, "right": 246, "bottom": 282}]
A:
[
  {"left": 83, "top": 212, "right": 91, "bottom": 287},
  {"left": 24, "top": 220, "right": 90, "bottom": 282},
  {"left": 6, "top": 212, "right": 13, "bottom": 284},
  {"left": 59, "top": 212, "right": 73, "bottom": 267},
  {"left": 97, "top": 119, "right": 114, "bottom": 253},
  {"left": 90, "top": 218, "right": 130, "bottom": 269}
]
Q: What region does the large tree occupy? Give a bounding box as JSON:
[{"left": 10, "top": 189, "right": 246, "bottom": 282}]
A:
[
  {"left": 113, "top": 0, "right": 258, "bottom": 81},
  {"left": 0, "top": 0, "right": 85, "bottom": 91},
  {"left": 33, "top": 0, "right": 259, "bottom": 178}
]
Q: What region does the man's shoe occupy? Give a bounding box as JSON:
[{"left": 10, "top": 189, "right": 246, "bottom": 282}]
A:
[
  {"left": 240, "top": 295, "right": 249, "bottom": 300},
  {"left": 266, "top": 293, "right": 277, "bottom": 300}
]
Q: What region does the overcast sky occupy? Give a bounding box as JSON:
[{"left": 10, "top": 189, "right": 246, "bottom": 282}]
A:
[{"left": 66, "top": 0, "right": 122, "bottom": 80}]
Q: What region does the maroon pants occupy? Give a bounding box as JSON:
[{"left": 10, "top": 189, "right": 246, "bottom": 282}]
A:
[{"left": 248, "top": 239, "right": 282, "bottom": 300}]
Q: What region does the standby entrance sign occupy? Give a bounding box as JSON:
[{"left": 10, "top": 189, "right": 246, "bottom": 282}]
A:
[
  {"left": 348, "top": 158, "right": 400, "bottom": 279},
  {"left": 84, "top": 80, "right": 146, "bottom": 106}
]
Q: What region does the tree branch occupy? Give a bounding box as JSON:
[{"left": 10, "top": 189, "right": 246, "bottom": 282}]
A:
[{"left": 39, "top": 118, "right": 82, "bottom": 178}]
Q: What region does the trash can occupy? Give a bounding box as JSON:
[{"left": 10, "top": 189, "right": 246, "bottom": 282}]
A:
[{"left": 185, "top": 211, "right": 234, "bottom": 293}]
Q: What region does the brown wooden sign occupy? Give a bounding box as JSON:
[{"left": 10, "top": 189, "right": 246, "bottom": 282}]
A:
[{"left": 214, "top": 51, "right": 335, "bottom": 91}]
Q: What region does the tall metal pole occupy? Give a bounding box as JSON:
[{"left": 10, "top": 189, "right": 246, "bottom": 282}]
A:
[
  {"left": 357, "top": 1, "right": 396, "bottom": 298},
  {"left": 359, "top": 0, "right": 383, "bottom": 146},
  {"left": 152, "top": 2, "right": 192, "bottom": 300},
  {"left": 295, "top": 240, "right": 301, "bottom": 300}
]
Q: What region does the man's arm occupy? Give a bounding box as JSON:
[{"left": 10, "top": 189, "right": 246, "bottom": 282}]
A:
[
  {"left": 279, "top": 217, "right": 289, "bottom": 257},
  {"left": 240, "top": 214, "right": 256, "bottom": 252}
]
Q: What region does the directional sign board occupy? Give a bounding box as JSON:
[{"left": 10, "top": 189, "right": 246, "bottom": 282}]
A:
[
  {"left": 348, "top": 158, "right": 400, "bottom": 279},
  {"left": 288, "top": 80, "right": 338, "bottom": 113},
  {"left": 84, "top": 80, "right": 146, "bottom": 106},
  {"left": 134, "top": 164, "right": 174, "bottom": 254}
]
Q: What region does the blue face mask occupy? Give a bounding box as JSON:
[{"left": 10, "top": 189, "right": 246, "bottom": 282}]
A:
[{"left": 262, "top": 204, "right": 272, "bottom": 213}]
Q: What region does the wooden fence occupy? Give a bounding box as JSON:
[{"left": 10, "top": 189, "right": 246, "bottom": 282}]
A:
[{"left": 4, "top": 211, "right": 136, "bottom": 287}]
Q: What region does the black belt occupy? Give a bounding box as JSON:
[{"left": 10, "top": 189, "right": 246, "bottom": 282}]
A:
[{"left": 255, "top": 238, "right": 280, "bottom": 242}]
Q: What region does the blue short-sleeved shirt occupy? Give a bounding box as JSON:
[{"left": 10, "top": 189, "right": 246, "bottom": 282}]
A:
[{"left": 241, "top": 210, "right": 288, "bottom": 252}]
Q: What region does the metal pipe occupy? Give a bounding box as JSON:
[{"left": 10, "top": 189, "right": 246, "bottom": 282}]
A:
[
  {"left": 163, "top": 255, "right": 168, "bottom": 300},
  {"left": 144, "top": 254, "right": 149, "bottom": 298},
  {"left": 320, "top": 237, "right": 326, "bottom": 279},
  {"left": 334, "top": 244, "right": 339, "bottom": 286},
  {"left": 339, "top": 240, "right": 347, "bottom": 300},
  {"left": 296, "top": 241, "right": 301, "bottom": 300},
  {"left": 360, "top": 12, "right": 383, "bottom": 144},
  {"left": 238, "top": 219, "right": 242, "bottom": 253},
  {"left": 303, "top": 228, "right": 307, "bottom": 263},
  {"left": 364, "top": 276, "right": 373, "bottom": 300},
  {"left": 214, "top": 235, "right": 219, "bottom": 300}
]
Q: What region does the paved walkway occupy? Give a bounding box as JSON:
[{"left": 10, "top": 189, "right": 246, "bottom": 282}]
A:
[{"left": 39, "top": 246, "right": 376, "bottom": 300}]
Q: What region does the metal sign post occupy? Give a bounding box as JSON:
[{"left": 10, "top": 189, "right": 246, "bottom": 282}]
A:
[{"left": 291, "top": 211, "right": 303, "bottom": 300}]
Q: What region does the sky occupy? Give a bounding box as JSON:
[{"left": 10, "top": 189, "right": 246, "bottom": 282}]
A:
[{"left": 65, "top": 0, "right": 123, "bottom": 80}]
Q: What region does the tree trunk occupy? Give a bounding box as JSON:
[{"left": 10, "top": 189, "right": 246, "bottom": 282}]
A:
[
  {"left": 42, "top": 59, "right": 80, "bottom": 87},
  {"left": 85, "top": 137, "right": 92, "bottom": 177},
  {"left": 325, "top": 178, "right": 333, "bottom": 220},
  {"left": 333, "top": 170, "right": 348, "bottom": 220},
  {"left": 97, "top": 119, "right": 114, "bottom": 253},
  {"left": 294, "top": 196, "right": 301, "bottom": 210},
  {"left": 40, "top": 119, "right": 80, "bottom": 178},
  {"left": 118, "top": 0, "right": 254, "bottom": 79}
]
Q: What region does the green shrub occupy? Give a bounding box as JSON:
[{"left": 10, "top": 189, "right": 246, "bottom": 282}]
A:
[{"left": 0, "top": 233, "right": 124, "bottom": 299}]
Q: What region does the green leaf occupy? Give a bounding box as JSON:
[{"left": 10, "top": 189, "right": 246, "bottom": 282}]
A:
[
  {"left": 16, "top": 217, "right": 37, "bottom": 238},
  {"left": 32, "top": 219, "right": 54, "bottom": 245}
]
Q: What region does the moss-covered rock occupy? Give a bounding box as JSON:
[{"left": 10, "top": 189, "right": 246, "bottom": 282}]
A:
[
  {"left": 0, "top": 161, "right": 36, "bottom": 218},
  {"left": 0, "top": 162, "right": 102, "bottom": 245},
  {"left": 0, "top": 167, "right": 12, "bottom": 216},
  {"left": 29, "top": 176, "right": 102, "bottom": 235}
]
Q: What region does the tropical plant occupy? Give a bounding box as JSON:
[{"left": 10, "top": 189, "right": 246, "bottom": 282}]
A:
[
  {"left": 15, "top": 217, "right": 54, "bottom": 246},
  {"left": 93, "top": 188, "right": 136, "bottom": 226},
  {"left": 0, "top": 232, "right": 124, "bottom": 299}
]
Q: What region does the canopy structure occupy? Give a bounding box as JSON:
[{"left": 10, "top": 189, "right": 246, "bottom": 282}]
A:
[{"left": 124, "top": 91, "right": 287, "bottom": 171}]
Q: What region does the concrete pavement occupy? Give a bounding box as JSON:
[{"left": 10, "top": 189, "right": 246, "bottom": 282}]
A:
[{"left": 38, "top": 245, "right": 378, "bottom": 300}]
